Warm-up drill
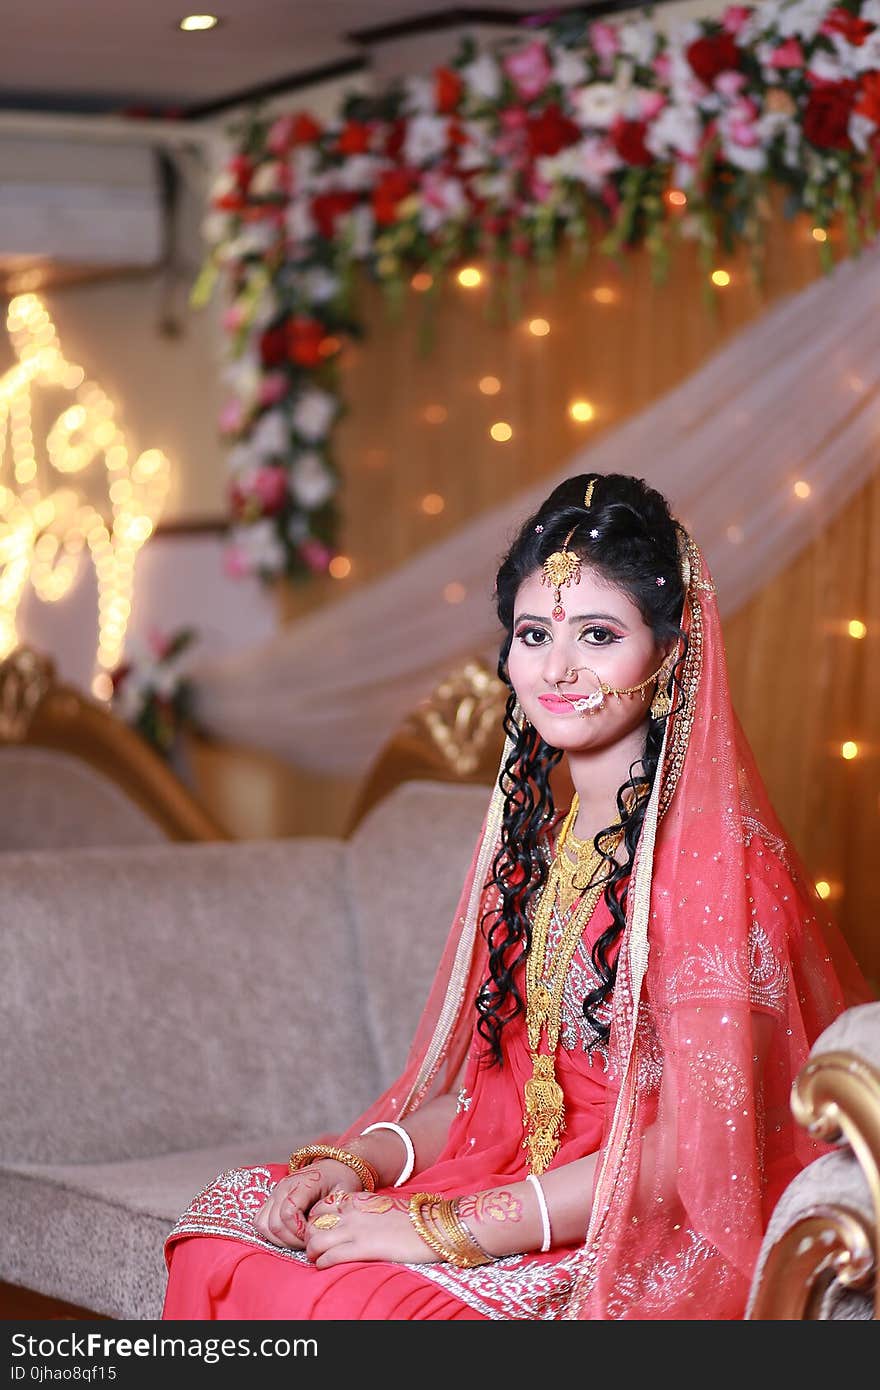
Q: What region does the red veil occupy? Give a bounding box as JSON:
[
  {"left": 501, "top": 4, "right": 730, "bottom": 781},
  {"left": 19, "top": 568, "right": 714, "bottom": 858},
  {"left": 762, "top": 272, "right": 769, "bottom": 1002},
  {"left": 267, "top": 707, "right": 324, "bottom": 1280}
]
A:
[{"left": 339, "top": 531, "right": 872, "bottom": 1319}]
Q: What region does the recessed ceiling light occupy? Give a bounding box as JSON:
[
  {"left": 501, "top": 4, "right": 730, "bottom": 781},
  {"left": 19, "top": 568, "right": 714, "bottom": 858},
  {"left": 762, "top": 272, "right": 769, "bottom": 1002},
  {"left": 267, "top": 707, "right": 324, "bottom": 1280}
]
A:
[{"left": 179, "top": 14, "right": 220, "bottom": 32}]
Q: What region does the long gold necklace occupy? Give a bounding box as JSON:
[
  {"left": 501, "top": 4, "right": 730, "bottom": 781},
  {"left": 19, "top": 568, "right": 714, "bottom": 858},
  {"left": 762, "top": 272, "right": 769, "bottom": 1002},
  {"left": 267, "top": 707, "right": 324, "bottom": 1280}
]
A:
[{"left": 523, "top": 794, "right": 623, "bottom": 1175}]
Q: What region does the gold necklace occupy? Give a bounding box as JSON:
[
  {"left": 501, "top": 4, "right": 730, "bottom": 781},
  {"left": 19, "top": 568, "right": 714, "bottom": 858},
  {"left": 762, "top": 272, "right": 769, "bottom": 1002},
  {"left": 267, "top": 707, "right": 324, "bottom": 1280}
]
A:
[{"left": 523, "top": 794, "right": 623, "bottom": 1175}]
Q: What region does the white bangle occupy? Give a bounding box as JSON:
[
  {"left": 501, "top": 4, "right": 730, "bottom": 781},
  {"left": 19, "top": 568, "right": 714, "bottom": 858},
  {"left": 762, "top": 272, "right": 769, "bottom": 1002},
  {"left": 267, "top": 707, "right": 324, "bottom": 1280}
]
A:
[
  {"left": 527, "top": 1173, "right": 552, "bottom": 1253},
  {"left": 360, "top": 1122, "right": 415, "bottom": 1186}
]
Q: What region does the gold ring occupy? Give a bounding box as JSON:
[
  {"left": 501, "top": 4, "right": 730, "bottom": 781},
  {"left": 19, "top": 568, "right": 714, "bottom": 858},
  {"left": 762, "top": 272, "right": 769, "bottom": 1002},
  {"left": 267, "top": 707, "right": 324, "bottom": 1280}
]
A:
[{"left": 312, "top": 1213, "right": 341, "bottom": 1231}]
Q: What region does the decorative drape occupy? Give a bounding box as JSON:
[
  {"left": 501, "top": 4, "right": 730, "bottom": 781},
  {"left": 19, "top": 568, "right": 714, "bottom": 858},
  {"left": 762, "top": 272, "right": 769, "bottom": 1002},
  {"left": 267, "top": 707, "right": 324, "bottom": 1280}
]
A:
[{"left": 189, "top": 235, "right": 880, "bottom": 779}]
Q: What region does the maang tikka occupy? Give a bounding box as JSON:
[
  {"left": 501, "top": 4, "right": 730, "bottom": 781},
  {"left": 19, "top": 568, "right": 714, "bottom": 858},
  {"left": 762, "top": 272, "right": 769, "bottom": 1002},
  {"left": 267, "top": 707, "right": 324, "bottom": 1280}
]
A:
[{"left": 541, "top": 479, "right": 596, "bottom": 622}]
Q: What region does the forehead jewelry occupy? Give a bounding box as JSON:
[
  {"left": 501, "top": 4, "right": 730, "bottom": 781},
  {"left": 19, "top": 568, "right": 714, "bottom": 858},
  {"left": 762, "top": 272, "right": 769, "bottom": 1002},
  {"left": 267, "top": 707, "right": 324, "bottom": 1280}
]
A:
[{"left": 541, "top": 525, "right": 580, "bottom": 623}]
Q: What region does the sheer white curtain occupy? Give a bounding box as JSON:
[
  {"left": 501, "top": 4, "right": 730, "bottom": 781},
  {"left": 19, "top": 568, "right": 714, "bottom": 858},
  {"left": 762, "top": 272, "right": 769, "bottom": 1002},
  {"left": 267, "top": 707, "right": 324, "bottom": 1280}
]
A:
[{"left": 191, "top": 239, "right": 880, "bottom": 776}]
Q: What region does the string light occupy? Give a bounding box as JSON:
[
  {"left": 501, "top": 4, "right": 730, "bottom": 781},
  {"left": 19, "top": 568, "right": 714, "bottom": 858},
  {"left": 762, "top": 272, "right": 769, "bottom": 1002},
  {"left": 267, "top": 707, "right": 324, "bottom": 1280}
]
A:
[
  {"left": 815, "top": 880, "right": 831, "bottom": 899},
  {"left": 592, "top": 287, "right": 618, "bottom": 305},
  {"left": 420, "top": 493, "right": 445, "bottom": 515},
  {"left": 528, "top": 318, "right": 550, "bottom": 337},
  {"left": 848, "top": 619, "right": 867, "bottom": 639},
  {"left": 0, "top": 293, "right": 170, "bottom": 679},
  {"left": 726, "top": 525, "right": 744, "bottom": 544},
  {"left": 423, "top": 404, "right": 448, "bottom": 424},
  {"left": 457, "top": 267, "right": 482, "bottom": 288},
  {"left": 569, "top": 400, "right": 594, "bottom": 423},
  {"left": 179, "top": 15, "right": 219, "bottom": 32},
  {"left": 329, "top": 555, "right": 351, "bottom": 579},
  {"left": 841, "top": 741, "right": 859, "bottom": 760},
  {"left": 710, "top": 270, "right": 731, "bottom": 287},
  {"left": 793, "top": 480, "right": 811, "bottom": 499},
  {"left": 478, "top": 376, "right": 501, "bottom": 395},
  {"left": 443, "top": 581, "right": 466, "bottom": 604},
  {"left": 811, "top": 227, "right": 828, "bottom": 243},
  {"left": 411, "top": 272, "right": 433, "bottom": 292},
  {"left": 666, "top": 190, "right": 687, "bottom": 208},
  {"left": 489, "top": 421, "right": 513, "bottom": 442}
]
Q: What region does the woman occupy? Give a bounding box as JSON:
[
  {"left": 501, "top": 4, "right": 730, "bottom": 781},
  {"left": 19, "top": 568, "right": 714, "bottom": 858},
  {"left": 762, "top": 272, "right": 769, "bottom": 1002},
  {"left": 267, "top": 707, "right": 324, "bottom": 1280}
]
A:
[{"left": 163, "top": 472, "right": 870, "bottom": 1320}]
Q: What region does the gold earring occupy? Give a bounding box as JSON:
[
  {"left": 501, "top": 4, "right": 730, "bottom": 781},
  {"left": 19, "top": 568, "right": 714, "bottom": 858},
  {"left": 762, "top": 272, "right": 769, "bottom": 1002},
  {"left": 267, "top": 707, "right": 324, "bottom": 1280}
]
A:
[{"left": 649, "top": 663, "right": 672, "bottom": 721}]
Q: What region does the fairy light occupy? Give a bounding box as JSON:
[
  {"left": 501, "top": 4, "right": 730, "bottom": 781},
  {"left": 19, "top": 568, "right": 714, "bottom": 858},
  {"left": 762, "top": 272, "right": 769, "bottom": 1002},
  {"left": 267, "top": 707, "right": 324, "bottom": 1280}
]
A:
[
  {"left": 329, "top": 555, "right": 351, "bottom": 579},
  {"left": 457, "top": 267, "right": 482, "bottom": 288},
  {"left": 710, "top": 269, "right": 731, "bottom": 287},
  {"left": 423, "top": 404, "right": 448, "bottom": 424},
  {"left": 726, "top": 524, "right": 744, "bottom": 544},
  {"left": 592, "top": 287, "right": 618, "bottom": 305},
  {"left": 569, "top": 400, "right": 595, "bottom": 423},
  {"left": 793, "top": 480, "right": 811, "bottom": 499},
  {"left": 420, "top": 493, "right": 445, "bottom": 515},
  {"left": 478, "top": 376, "right": 501, "bottom": 395},
  {"left": 179, "top": 15, "right": 219, "bottom": 32},
  {"left": 528, "top": 318, "right": 550, "bottom": 337},
  {"left": 815, "top": 880, "right": 831, "bottom": 899},
  {"left": 411, "top": 272, "right": 433, "bottom": 292},
  {"left": 848, "top": 619, "right": 867, "bottom": 639},
  {"left": 443, "top": 581, "right": 466, "bottom": 604},
  {"left": 811, "top": 227, "right": 827, "bottom": 242},
  {"left": 489, "top": 421, "right": 513, "bottom": 442},
  {"left": 666, "top": 190, "right": 687, "bottom": 208},
  {"left": 841, "top": 741, "right": 859, "bottom": 760},
  {"left": 0, "top": 294, "right": 170, "bottom": 672}
]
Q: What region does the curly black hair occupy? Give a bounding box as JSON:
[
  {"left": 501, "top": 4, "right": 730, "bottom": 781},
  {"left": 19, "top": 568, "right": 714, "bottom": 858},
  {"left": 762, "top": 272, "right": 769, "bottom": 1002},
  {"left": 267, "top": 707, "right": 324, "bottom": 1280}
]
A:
[{"left": 475, "top": 472, "right": 689, "bottom": 1066}]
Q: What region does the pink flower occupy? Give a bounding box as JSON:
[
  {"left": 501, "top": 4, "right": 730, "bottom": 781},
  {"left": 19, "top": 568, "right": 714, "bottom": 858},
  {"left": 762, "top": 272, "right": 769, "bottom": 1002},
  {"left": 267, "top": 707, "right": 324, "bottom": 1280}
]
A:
[
  {"left": 251, "top": 466, "right": 288, "bottom": 515},
  {"left": 504, "top": 40, "right": 552, "bottom": 101},
  {"left": 589, "top": 21, "right": 621, "bottom": 61},
  {"left": 500, "top": 106, "right": 528, "bottom": 131},
  {"left": 258, "top": 372, "right": 289, "bottom": 407},
  {"left": 652, "top": 53, "right": 672, "bottom": 82},
  {"left": 219, "top": 399, "right": 245, "bottom": 435},
  {"left": 768, "top": 38, "right": 805, "bottom": 69},
  {"left": 715, "top": 70, "right": 747, "bottom": 97},
  {"left": 267, "top": 115, "right": 297, "bottom": 155},
  {"left": 728, "top": 119, "right": 760, "bottom": 146},
  {"left": 721, "top": 5, "right": 752, "bottom": 36},
  {"left": 638, "top": 90, "right": 667, "bottom": 120},
  {"left": 222, "top": 303, "right": 248, "bottom": 332},
  {"left": 300, "top": 539, "right": 333, "bottom": 574},
  {"left": 223, "top": 544, "right": 252, "bottom": 579},
  {"left": 147, "top": 626, "right": 172, "bottom": 660}
]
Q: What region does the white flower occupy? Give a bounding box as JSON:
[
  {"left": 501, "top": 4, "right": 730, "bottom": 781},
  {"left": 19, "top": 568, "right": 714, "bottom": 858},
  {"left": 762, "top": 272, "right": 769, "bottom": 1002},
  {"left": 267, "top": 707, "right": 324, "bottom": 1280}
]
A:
[
  {"left": 862, "top": 0, "right": 880, "bottom": 21},
  {"left": 210, "top": 169, "right": 237, "bottom": 202},
  {"left": 573, "top": 82, "right": 623, "bottom": 128},
  {"left": 336, "top": 154, "right": 382, "bottom": 191},
  {"left": 348, "top": 204, "right": 375, "bottom": 259},
  {"left": 292, "top": 146, "right": 319, "bottom": 188},
  {"left": 402, "top": 75, "right": 435, "bottom": 115},
  {"left": 250, "top": 409, "right": 289, "bottom": 461},
  {"left": 419, "top": 175, "right": 468, "bottom": 233},
  {"left": 777, "top": 0, "right": 830, "bottom": 41},
  {"left": 290, "top": 451, "right": 335, "bottom": 509},
  {"left": 572, "top": 135, "right": 624, "bottom": 190},
  {"left": 456, "top": 119, "right": 491, "bottom": 171},
  {"left": 855, "top": 31, "right": 880, "bottom": 74},
  {"left": 226, "top": 442, "right": 258, "bottom": 476},
  {"left": 286, "top": 197, "right": 316, "bottom": 245},
  {"left": 222, "top": 359, "right": 261, "bottom": 408},
  {"left": 553, "top": 50, "right": 588, "bottom": 87},
  {"left": 403, "top": 114, "right": 448, "bottom": 166},
  {"left": 249, "top": 283, "right": 278, "bottom": 334},
  {"left": 292, "top": 387, "right": 337, "bottom": 442},
  {"left": 849, "top": 113, "right": 878, "bottom": 154},
  {"left": 619, "top": 19, "right": 657, "bottom": 67},
  {"left": 722, "top": 141, "right": 767, "bottom": 172},
  {"left": 201, "top": 210, "right": 229, "bottom": 246},
  {"left": 645, "top": 103, "right": 702, "bottom": 159},
  {"left": 299, "top": 267, "right": 340, "bottom": 304},
  {"left": 227, "top": 222, "right": 278, "bottom": 257},
  {"left": 231, "top": 520, "right": 286, "bottom": 574},
  {"left": 807, "top": 49, "right": 845, "bottom": 83},
  {"left": 249, "top": 160, "right": 285, "bottom": 197},
  {"left": 536, "top": 147, "right": 584, "bottom": 185},
  {"left": 474, "top": 169, "right": 515, "bottom": 201},
  {"left": 461, "top": 53, "right": 502, "bottom": 102}
]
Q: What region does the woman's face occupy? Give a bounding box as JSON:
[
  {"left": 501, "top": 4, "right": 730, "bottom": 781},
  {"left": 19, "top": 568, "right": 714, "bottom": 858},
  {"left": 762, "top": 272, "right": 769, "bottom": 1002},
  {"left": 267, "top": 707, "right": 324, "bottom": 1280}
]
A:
[{"left": 507, "top": 564, "right": 672, "bottom": 755}]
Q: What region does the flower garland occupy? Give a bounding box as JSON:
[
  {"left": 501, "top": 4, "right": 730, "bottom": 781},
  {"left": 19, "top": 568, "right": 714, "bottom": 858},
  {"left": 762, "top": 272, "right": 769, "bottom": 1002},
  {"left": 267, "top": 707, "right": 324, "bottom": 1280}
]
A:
[
  {"left": 110, "top": 627, "right": 198, "bottom": 758},
  {"left": 202, "top": 0, "right": 880, "bottom": 584}
]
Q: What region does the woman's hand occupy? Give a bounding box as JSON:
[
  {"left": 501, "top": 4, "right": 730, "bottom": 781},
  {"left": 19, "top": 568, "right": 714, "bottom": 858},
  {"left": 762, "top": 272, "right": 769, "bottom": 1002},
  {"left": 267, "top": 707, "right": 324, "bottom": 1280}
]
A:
[
  {"left": 304, "top": 1191, "right": 440, "bottom": 1268},
  {"left": 253, "top": 1161, "right": 364, "bottom": 1250}
]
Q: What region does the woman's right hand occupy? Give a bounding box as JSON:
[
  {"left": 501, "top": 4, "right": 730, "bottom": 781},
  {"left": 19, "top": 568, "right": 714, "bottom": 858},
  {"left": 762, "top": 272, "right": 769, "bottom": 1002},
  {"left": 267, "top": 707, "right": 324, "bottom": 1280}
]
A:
[{"left": 253, "top": 1161, "right": 364, "bottom": 1250}]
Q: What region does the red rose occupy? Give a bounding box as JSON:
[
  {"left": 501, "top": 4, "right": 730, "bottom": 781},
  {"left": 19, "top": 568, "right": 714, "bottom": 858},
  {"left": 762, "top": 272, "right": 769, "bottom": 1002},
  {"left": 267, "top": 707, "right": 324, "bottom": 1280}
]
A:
[
  {"left": 435, "top": 66, "right": 463, "bottom": 114},
  {"left": 686, "top": 33, "right": 742, "bottom": 84},
  {"left": 228, "top": 155, "right": 253, "bottom": 188},
  {"left": 291, "top": 112, "right": 323, "bottom": 145},
  {"left": 259, "top": 326, "right": 288, "bottom": 368},
  {"left": 855, "top": 72, "right": 880, "bottom": 125},
  {"left": 337, "top": 120, "right": 371, "bottom": 155},
  {"left": 384, "top": 119, "right": 406, "bottom": 160},
  {"left": 286, "top": 316, "right": 325, "bottom": 368},
  {"left": 820, "top": 7, "right": 875, "bottom": 46},
  {"left": 611, "top": 117, "right": 653, "bottom": 166},
  {"left": 803, "top": 80, "right": 857, "bottom": 149},
  {"left": 213, "top": 191, "right": 247, "bottom": 212},
  {"left": 372, "top": 168, "right": 416, "bottom": 226},
  {"left": 311, "top": 190, "right": 359, "bottom": 239},
  {"left": 526, "top": 103, "right": 581, "bottom": 157}
]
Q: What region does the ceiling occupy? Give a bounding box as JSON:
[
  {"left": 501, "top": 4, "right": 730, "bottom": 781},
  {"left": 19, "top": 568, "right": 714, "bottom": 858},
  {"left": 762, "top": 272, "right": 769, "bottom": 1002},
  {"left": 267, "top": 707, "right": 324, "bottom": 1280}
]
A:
[{"left": 0, "top": 2, "right": 593, "bottom": 118}]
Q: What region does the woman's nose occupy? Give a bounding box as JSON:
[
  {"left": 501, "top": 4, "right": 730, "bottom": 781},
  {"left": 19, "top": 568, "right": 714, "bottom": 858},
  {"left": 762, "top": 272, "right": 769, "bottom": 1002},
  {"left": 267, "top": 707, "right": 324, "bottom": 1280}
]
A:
[{"left": 543, "top": 651, "right": 577, "bottom": 685}]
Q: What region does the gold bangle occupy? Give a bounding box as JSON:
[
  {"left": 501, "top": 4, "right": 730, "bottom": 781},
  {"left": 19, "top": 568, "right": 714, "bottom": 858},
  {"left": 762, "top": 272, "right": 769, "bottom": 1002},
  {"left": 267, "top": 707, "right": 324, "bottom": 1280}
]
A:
[
  {"left": 449, "top": 1199, "right": 494, "bottom": 1265},
  {"left": 287, "top": 1144, "right": 379, "bottom": 1192},
  {"left": 408, "top": 1193, "right": 459, "bottom": 1264},
  {"left": 435, "top": 1200, "right": 493, "bottom": 1268}
]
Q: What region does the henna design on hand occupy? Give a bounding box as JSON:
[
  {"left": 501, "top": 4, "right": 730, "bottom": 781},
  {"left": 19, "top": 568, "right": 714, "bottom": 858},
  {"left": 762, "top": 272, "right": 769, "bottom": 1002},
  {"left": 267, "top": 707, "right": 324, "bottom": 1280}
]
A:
[{"left": 458, "top": 1190, "right": 524, "bottom": 1222}]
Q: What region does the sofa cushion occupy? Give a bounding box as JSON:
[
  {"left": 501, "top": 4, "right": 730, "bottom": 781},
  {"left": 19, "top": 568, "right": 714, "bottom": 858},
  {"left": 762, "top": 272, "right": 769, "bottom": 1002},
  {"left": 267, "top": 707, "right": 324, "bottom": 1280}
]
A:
[
  {"left": 0, "top": 1130, "right": 302, "bottom": 1320},
  {"left": 345, "top": 780, "right": 490, "bottom": 1082},
  {"left": 0, "top": 747, "right": 168, "bottom": 850},
  {"left": 0, "top": 839, "right": 380, "bottom": 1164}
]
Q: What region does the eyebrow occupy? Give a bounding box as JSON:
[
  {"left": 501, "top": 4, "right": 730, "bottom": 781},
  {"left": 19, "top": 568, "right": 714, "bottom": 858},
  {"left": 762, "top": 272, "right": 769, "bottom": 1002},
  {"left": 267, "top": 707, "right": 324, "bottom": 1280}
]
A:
[{"left": 514, "top": 612, "right": 630, "bottom": 630}]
